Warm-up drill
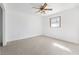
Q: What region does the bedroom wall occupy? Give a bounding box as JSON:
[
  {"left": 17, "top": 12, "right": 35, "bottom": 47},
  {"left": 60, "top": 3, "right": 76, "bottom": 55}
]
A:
[
  {"left": 4, "top": 4, "right": 43, "bottom": 42},
  {"left": 42, "top": 7, "right": 79, "bottom": 44},
  {"left": 3, "top": 3, "right": 79, "bottom": 44}
]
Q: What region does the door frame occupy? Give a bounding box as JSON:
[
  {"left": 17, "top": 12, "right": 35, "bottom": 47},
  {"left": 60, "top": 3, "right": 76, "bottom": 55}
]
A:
[{"left": 0, "top": 3, "right": 7, "bottom": 46}]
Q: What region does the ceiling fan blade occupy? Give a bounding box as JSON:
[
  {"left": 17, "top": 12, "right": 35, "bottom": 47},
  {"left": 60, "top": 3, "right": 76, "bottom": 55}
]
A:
[
  {"left": 32, "top": 7, "right": 40, "bottom": 9},
  {"left": 44, "top": 9, "right": 52, "bottom": 10},
  {"left": 36, "top": 10, "right": 46, "bottom": 14},
  {"left": 42, "top": 3, "right": 47, "bottom": 9},
  {"left": 42, "top": 11, "right": 46, "bottom": 14},
  {"left": 35, "top": 10, "right": 41, "bottom": 13}
]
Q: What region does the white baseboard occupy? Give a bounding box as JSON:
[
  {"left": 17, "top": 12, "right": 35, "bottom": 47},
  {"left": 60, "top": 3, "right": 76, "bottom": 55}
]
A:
[
  {"left": 44, "top": 35, "right": 79, "bottom": 44},
  {"left": 7, "top": 34, "right": 42, "bottom": 43}
]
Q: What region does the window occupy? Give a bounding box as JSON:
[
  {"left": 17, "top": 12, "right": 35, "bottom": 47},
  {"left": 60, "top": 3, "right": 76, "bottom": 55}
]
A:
[{"left": 50, "top": 16, "right": 61, "bottom": 28}]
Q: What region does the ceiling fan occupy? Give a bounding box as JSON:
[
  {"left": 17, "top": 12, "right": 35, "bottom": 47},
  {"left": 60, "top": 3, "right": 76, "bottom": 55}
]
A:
[{"left": 32, "top": 3, "right": 52, "bottom": 14}]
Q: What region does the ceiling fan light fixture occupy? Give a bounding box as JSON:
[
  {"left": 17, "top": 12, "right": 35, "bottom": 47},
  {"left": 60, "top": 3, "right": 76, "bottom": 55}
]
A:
[{"left": 33, "top": 3, "right": 52, "bottom": 14}]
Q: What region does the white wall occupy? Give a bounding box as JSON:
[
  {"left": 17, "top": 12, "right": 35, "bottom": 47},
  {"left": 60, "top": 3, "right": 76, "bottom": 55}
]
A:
[
  {"left": 3, "top": 3, "right": 79, "bottom": 44},
  {"left": 4, "top": 4, "right": 42, "bottom": 42},
  {"left": 0, "top": 7, "right": 2, "bottom": 43},
  {"left": 43, "top": 7, "right": 79, "bottom": 44}
]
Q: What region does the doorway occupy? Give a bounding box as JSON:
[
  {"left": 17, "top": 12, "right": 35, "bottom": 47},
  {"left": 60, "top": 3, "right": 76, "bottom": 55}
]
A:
[
  {"left": 0, "top": 4, "right": 6, "bottom": 46},
  {"left": 0, "top": 6, "right": 3, "bottom": 46}
]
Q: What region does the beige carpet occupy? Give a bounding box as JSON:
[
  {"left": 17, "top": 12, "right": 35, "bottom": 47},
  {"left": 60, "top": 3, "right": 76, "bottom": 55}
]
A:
[{"left": 0, "top": 36, "right": 79, "bottom": 55}]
